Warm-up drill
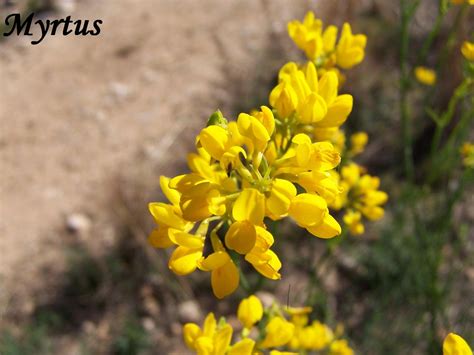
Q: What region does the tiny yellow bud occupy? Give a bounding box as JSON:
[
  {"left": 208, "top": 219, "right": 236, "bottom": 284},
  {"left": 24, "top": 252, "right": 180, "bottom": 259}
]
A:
[
  {"left": 461, "top": 41, "right": 474, "bottom": 61},
  {"left": 414, "top": 66, "right": 436, "bottom": 86}
]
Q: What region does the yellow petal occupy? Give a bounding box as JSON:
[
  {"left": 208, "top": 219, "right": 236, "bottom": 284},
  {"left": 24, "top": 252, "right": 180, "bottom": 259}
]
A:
[
  {"left": 228, "top": 338, "right": 256, "bottom": 355},
  {"left": 213, "top": 324, "right": 233, "bottom": 354},
  {"left": 299, "top": 92, "right": 327, "bottom": 124},
  {"left": 318, "top": 71, "right": 338, "bottom": 105},
  {"left": 255, "top": 226, "right": 275, "bottom": 250},
  {"left": 199, "top": 125, "right": 230, "bottom": 160},
  {"left": 198, "top": 251, "right": 231, "bottom": 271},
  {"left": 443, "top": 333, "right": 473, "bottom": 355},
  {"left": 317, "top": 94, "right": 353, "bottom": 128},
  {"left": 246, "top": 249, "right": 282, "bottom": 280},
  {"left": 289, "top": 193, "right": 327, "bottom": 227},
  {"left": 304, "top": 61, "right": 319, "bottom": 92},
  {"left": 266, "top": 179, "right": 297, "bottom": 219},
  {"left": 322, "top": 25, "right": 338, "bottom": 52},
  {"left": 159, "top": 176, "right": 180, "bottom": 206},
  {"left": 202, "top": 312, "right": 217, "bottom": 337},
  {"left": 269, "top": 82, "right": 298, "bottom": 118},
  {"left": 183, "top": 323, "right": 202, "bottom": 350},
  {"left": 232, "top": 188, "right": 265, "bottom": 225},
  {"left": 195, "top": 336, "right": 214, "bottom": 355},
  {"left": 306, "top": 213, "right": 341, "bottom": 238},
  {"left": 169, "top": 246, "right": 202, "bottom": 275},
  {"left": 259, "top": 105, "right": 276, "bottom": 136},
  {"left": 211, "top": 259, "right": 240, "bottom": 299},
  {"left": 149, "top": 202, "right": 188, "bottom": 230},
  {"left": 148, "top": 226, "right": 174, "bottom": 248},
  {"left": 168, "top": 230, "right": 204, "bottom": 248},
  {"left": 225, "top": 221, "right": 257, "bottom": 254}
]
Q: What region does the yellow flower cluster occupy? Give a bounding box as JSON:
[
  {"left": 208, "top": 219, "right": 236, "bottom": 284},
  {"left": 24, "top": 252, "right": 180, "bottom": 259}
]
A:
[
  {"left": 183, "top": 295, "right": 354, "bottom": 355},
  {"left": 311, "top": 128, "right": 387, "bottom": 236},
  {"left": 148, "top": 12, "right": 384, "bottom": 298},
  {"left": 288, "top": 11, "right": 367, "bottom": 81},
  {"left": 331, "top": 162, "right": 388, "bottom": 236}
]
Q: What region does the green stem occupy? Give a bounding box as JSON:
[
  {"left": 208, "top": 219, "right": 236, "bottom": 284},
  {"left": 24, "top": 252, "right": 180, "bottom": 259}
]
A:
[
  {"left": 416, "top": 0, "right": 447, "bottom": 66},
  {"left": 399, "top": 0, "right": 419, "bottom": 181}
]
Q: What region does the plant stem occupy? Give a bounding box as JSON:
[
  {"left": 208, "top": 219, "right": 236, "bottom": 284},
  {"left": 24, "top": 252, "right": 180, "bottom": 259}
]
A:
[
  {"left": 416, "top": 0, "right": 447, "bottom": 66},
  {"left": 400, "top": 0, "right": 419, "bottom": 181}
]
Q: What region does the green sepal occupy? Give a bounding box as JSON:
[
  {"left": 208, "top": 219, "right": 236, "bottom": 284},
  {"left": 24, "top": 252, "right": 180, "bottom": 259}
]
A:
[{"left": 207, "top": 110, "right": 228, "bottom": 128}]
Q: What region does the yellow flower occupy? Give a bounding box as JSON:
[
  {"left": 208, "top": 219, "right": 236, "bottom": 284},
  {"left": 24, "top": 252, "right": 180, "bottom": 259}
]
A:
[
  {"left": 331, "top": 163, "right": 388, "bottom": 235},
  {"left": 237, "top": 295, "right": 264, "bottom": 329},
  {"left": 330, "top": 339, "right": 354, "bottom": 355},
  {"left": 336, "top": 23, "right": 367, "bottom": 69},
  {"left": 343, "top": 210, "right": 365, "bottom": 235},
  {"left": 168, "top": 231, "right": 205, "bottom": 275},
  {"left": 270, "top": 62, "right": 353, "bottom": 128},
  {"left": 245, "top": 227, "right": 282, "bottom": 280},
  {"left": 415, "top": 66, "right": 436, "bottom": 85},
  {"left": 288, "top": 12, "right": 366, "bottom": 70},
  {"left": 349, "top": 132, "right": 368, "bottom": 156},
  {"left": 198, "top": 249, "right": 240, "bottom": 299},
  {"left": 182, "top": 296, "right": 353, "bottom": 354},
  {"left": 460, "top": 142, "right": 474, "bottom": 168},
  {"left": 260, "top": 316, "right": 295, "bottom": 348},
  {"left": 183, "top": 313, "right": 233, "bottom": 355},
  {"left": 289, "top": 193, "right": 341, "bottom": 238},
  {"left": 443, "top": 333, "right": 472, "bottom": 355},
  {"left": 451, "top": 0, "right": 474, "bottom": 5},
  {"left": 461, "top": 41, "right": 474, "bottom": 61}
]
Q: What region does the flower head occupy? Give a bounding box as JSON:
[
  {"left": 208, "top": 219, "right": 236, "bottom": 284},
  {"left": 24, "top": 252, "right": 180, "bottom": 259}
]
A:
[
  {"left": 461, "top": 41, "right": 474, "bottom": 61},
  {"left": 415, "top": 66, "right": 437, "bottom": 86},
  {"left": 288, "top": 12, "right": 366, "bottom": 70}
]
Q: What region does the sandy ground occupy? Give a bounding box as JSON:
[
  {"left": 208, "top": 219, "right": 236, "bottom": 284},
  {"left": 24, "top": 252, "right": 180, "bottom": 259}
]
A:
[{"left": 1, "top": 0, "right": 375, "bottom": 322}]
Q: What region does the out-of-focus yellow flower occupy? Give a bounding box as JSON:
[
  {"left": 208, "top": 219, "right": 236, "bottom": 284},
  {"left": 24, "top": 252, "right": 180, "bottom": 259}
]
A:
[
  {"left": 451, "top": 0, "right": 474, "bottom": 5},
  {"left": 461, "top": 41, "right": 474, "bottom": 61},
  {"left": 415, "top": 66, "right": 437, "bottom": 85},
  {"left": 260, "top": 316, "right": 295, "bottom": 348},
  {"left": 343, "top": 210, "right": 365, "bottom": 235},
  {"left": 336, "top": 23, "right": 367, "bottom": 69},
  {"left": 461, "top": 142, "right": 474, "bottom": 168},
  {"left": 443, "top": 333, "right": 473, "bottom": 355},
  {"left": 183, "top": 313, "right": 233, "bottom": 355},
  {"left": 330, "top": 339, "right": 355, "bottom": 355},
  {"left": 349, "top": 132, "right": 368, "bottom": 156},
  {"left": 182, "top": 295, "right": 353, "bottom": 354},
  {"left": 237, "top": 295, "right": 263, "bottom": 329},
  {"left": 331, "top": 163, "right": 388, "bottom": 235}
]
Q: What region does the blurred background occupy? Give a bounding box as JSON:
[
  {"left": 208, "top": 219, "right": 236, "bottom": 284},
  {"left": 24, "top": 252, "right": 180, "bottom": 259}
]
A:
[{"left": 0, "top": 0, "right": 473, "bottom": 354}]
